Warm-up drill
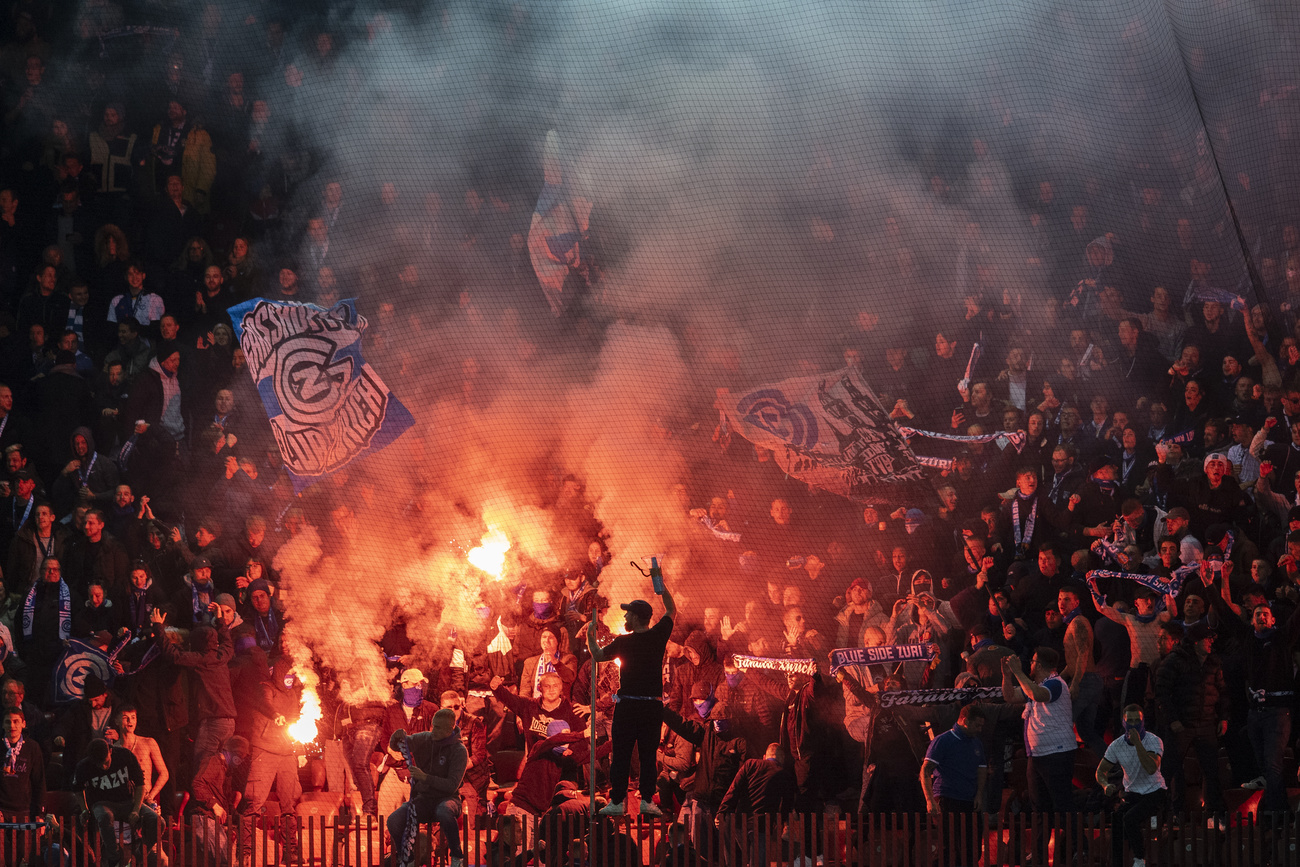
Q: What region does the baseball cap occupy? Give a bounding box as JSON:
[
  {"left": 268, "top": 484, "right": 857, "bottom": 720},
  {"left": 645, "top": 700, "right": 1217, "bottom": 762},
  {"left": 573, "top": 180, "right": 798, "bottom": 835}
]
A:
[
  {"left": 398, "top": 668, "right": 426, "bottom": 686},
  {"left": 1203, "top": 452, "right": 1229, "bottom": 471},
  {"left": 621, "top": 600, "right": 653, "bottom": 620},
  {"left": 1166, "top": 507, "right": 1191, "bottom": 521},
  {"left": 193, "top": 557, "right": 212, "bottom": 571},
  {"left": 690, "top": 682, "right": 713, "bottom": 701},
  {"left": 1185, "top": 622, "right": 1216, "bottom": 644}
]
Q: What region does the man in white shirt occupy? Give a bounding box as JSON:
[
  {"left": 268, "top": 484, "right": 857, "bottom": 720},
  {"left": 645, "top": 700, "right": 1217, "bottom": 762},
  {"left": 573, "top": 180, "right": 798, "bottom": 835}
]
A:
[
  {"left": 1003, "top": 648, "right": 1075, "bottom": 864},
  {"left": 1096, "top": 704, "right": 1167, "bottom": 867}
]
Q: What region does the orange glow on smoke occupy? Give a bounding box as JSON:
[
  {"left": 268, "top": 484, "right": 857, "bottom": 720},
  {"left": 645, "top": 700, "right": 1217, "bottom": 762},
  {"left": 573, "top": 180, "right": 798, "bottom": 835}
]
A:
[{"left": 468, "top": 527, "right": 511, "bottom": 579}]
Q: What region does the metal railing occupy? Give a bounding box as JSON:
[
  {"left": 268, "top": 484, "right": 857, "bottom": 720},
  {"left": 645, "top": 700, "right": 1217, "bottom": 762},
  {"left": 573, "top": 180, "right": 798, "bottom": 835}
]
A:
[{"left": 9, "top": 809, "right": 1300, "bottom": 867}]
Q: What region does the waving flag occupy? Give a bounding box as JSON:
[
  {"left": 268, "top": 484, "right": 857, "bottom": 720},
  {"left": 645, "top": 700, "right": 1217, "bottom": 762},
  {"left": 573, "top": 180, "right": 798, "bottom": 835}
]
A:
[
  {"left": 53, "top": 636, "right": 129, "bottom": 703},
  {"left": 719, "top": 366, "right": 929, "bottom": 504},
  {"left": 229, "top": 298, "right": 414, "bottom": 492},
  {"left": 528, "top": 130, "right": 593, "bottom": 315}
]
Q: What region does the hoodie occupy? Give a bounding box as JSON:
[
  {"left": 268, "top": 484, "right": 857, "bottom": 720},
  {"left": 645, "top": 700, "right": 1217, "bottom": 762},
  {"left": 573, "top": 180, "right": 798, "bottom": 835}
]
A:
[
  {"left": 52, "top": 426, "right": 121, "bottom": 513},
  {"left": 672, "top": 631, "right": 724, "bottom": 714}
]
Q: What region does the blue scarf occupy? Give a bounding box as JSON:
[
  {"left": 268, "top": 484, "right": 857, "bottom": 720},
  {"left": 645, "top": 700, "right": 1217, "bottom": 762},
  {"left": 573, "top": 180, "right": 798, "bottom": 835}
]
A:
[
  {"left": 1061, "top": 606, "right": 1082, "bottom": 627},
  {"left": 22, "top": 579, "right": 70, "bottom": 640},
  {"left": 190, "top": 579, "right": 214, "bottom": 620},
  {"left": 254, "top": 609, "right": 279, "bottom": 650}
]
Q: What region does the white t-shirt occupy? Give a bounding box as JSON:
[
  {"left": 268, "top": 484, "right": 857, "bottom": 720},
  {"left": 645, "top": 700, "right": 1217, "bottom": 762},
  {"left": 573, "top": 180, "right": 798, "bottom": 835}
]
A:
[{"left": 1103, "top": 730, "right": 1166, "bottom": 796}]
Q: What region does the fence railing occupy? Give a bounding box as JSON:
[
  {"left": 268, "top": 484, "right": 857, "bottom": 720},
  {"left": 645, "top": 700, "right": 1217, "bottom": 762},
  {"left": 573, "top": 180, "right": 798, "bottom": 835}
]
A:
[{"left": 12, "top": 809, "right": 1300, "bottom": 867}]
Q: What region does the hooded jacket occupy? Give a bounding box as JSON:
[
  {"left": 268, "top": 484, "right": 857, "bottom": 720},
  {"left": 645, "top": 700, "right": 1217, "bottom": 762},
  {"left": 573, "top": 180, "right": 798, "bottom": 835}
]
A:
[
  {"left": 405, "top": 728, "right": 469, "bottom": 808},
  {"left": 52, "top": 426, "right": 120, "bottom": 514},
  {"left": 670, "top": 631, "right": 724, "bottom": 714},
  {"left": 154, "top": 620, "right": 235, "bottom": 719}
]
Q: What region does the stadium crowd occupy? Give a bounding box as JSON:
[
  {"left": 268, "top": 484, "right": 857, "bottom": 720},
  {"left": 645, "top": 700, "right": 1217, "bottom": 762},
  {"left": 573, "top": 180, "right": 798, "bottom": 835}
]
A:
[{"left": 0, "top": 3, "right": 1299, "bottom": 867}]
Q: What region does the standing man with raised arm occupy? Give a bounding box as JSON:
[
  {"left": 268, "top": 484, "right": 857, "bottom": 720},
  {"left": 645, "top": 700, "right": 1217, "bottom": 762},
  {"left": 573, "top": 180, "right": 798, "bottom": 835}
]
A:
[{"left": 589, "top": 577, "right": 676, "bottom": 817}]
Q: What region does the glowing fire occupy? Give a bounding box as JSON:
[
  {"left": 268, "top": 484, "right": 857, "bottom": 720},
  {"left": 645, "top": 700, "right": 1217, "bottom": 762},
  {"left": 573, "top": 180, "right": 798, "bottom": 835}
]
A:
[
  {"left": 288, "top": 687, "right": 323, "bottom": 744},
  {"left": 468, "top": 527, "right": 511, "bottom": 578}
]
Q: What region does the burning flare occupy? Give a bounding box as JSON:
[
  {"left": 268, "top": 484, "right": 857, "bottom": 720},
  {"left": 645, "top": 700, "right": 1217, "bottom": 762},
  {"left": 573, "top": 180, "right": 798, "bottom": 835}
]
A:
[
  {"left": 288, "top": 686, "right": 323, "bottom": 744},
  {"left": 468, "top": 527, "right": 511, "bottom": 578}
]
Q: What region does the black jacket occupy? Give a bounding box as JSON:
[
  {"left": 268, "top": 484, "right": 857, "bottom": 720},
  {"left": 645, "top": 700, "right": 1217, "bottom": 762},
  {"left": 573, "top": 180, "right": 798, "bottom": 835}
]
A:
[
  {"left": 1153, "top": 643, "right": 1228, "bottom": 730},
  {"left": 662, "top": 706, "right": 748, "bottom": 808},
  {"left": 717, "top": 757, "right": 795, "bottom": 815}
]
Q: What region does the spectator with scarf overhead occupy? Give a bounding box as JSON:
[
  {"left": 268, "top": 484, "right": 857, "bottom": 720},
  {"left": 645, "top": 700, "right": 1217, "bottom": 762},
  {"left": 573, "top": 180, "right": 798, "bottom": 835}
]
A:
[
  {"left": 1090, "top": 576, "right": 1173, "bottom": 711},
  {"left": 17, "top": 558, "right": 77, "bottom": 704}
]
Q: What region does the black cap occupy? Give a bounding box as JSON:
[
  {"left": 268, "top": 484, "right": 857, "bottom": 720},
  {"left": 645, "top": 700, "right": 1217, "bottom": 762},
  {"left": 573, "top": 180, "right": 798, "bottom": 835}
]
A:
[
  {"left": 620, "top": 600, "right": 653, "bottom": 620},
  {"left": 1230, "top": 415, "right": 1255, "bottom": 428},
  {"left": 1185, "top": 622, "right": 1216, "bottom": 643},
  {"left": 193, "top": 557, "right": 212, "bottom": 570}
]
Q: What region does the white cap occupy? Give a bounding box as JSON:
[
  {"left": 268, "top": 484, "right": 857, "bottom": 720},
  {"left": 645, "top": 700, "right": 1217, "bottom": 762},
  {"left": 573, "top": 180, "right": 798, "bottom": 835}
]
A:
[{"left": 398, "top": 668, "right": 426, "bottom": 686}]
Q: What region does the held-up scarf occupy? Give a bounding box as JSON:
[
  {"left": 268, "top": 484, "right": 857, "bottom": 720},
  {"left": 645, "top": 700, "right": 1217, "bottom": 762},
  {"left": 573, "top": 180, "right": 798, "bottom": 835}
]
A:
[
  {"left": 898, "top": 427, "right": 1027, "bottom": 453},
  {"left": 1013, "top": 495, "right": 1037, "bottom": 555},
  {"left": 22, "top": 579, "right": 70, "bottom": 640},
  {"left": 3, "top": 736, "right": 22, "bottom": 775}
]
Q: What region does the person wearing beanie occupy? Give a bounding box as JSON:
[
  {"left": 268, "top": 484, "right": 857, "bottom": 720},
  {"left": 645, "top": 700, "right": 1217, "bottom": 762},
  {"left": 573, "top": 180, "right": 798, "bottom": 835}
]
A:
[
  {"left": 240, "top": 576, "right": 283, "bottom": 652},
  {"left": 387, "top": 708, "right": 468, "bottom": 867}
]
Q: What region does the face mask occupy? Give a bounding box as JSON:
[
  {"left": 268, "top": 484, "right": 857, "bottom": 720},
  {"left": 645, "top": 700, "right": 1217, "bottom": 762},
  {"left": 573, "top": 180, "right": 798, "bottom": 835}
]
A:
[
  {"left": 533, "top": 602, "right": 554, "bottom": 619},
  {"left": 402, "top": 686, "right": 424, "bottom": 707},
  {"left": 693, "top": 698, "right": 715, "bottom": 719},
  {"left": 725, "top": 672, "right": 742, "bottom": 688}
]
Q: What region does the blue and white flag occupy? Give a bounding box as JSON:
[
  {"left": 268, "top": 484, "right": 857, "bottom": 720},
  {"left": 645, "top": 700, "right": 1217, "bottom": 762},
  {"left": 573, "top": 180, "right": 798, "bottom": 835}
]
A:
[
  {"left": 528, "top": 130, "right": 593, "bottom": 316},
  {"left": 229, "top": 298, "right": 414, "bottom": 493},
  {"left": 720, "top": 366, "right": 929, "bottom": 504},
  {"left": 52, "top": 637, "right": 125, "bottom": 704}
]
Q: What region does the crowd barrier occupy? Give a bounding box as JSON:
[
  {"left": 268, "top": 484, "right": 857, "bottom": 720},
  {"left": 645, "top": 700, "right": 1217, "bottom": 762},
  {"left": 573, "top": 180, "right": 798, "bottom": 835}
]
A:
[{"left": 7, "top": 809, "right": 1300, "bottom": 867}]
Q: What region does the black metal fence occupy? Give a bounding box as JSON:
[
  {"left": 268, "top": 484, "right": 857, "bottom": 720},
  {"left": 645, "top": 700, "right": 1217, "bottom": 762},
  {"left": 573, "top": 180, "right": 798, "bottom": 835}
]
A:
[{"left": 10, "top": 809, "right": 1300, "bottom": 867}]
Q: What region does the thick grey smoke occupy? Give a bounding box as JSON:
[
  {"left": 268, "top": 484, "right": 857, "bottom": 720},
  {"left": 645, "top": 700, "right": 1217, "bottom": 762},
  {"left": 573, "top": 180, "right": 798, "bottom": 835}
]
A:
[{"left": 66, "top": 0, "right": 1296, "bottom": 698}]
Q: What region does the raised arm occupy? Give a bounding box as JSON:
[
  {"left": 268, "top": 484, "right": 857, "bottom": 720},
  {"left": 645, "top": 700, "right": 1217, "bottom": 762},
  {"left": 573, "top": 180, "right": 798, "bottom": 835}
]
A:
[
  {"left": 586, "top": 621, "right": 605, "bottom": 664},
  {"left": 660, "top": 586, "right": 676, "bottom": 620}
]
